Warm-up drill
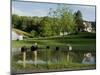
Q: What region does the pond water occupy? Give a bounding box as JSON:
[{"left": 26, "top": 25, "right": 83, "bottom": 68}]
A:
[
  {"left": 12, "top": 47, "right": 96, "bottom": 65},
  {"left": 11, "top": 47, "right": 96, "bottom": 74},
  {"left": 17, "top": 60, "right": 46, "bottom": 64}
]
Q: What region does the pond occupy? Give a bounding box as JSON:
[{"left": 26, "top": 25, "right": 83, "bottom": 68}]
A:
[{"left": 11, "top": 47, "right": 96, "bottom": 74}]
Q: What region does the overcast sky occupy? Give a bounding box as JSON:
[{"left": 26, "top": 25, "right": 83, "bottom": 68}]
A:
[{"left": 12, "top": 1, "right": 96, "bottom": 21}]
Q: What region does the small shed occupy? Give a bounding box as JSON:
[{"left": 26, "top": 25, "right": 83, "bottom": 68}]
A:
[{"left": 12, "top": 31, "right": 23, "bottom": 40}]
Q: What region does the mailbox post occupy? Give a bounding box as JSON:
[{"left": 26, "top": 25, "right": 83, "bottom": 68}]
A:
[
  {"left": 31, "top": 43, "right": 38, "bottom": 66},
  {"left": 56, "top": 47, "right": 59, "bottom": 51},
  {"left": 21, "top": 46, "right": 27, "bottom": 68},
  {"left": 46, "top": 46, "right": 50, "bottom": 66},
  {"left": 55, "top": 47, "right": 60, "bottom": 63},
  {"left": 66, "top": 44, "right": 72, "bottom": 63},
  {"left": 46, "top": 46, "right": 50, "bottom": 49}
]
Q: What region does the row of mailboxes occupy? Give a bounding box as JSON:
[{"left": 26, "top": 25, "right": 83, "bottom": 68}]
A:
[
  {"left": 21, "top": 45, "right": 72, "bottom": 52},
  {"left": 46, "top": 46, "right": 59, "bottom": 51},
  {"left": 20, "top": 45, "right": 72, "bottom": 68},
  {"left": 21, "top": 46, "right": 60, "bottom": 52},
  {"left": 21, "top": 45, "right": 38, "bottom": 52}
]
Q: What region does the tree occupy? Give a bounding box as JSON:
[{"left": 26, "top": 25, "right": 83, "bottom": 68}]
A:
[
  {"left": 12, "top": 5, "right": 76, "bottom": 38},
  {"left": 60, "top": 8, "right": 76, "bottom": 33},
  {"left": 31, "top": 30, "right": 38, "bottom": 37},
  {"left": 91, "top": 21, "right": 96, "bottom": 31},
  {"left": 48, "top": 4, "right": 76, "bottom": 37},
  {"left": 12, "top": 14, "right": 43, "bottom": 36},
  {"left": 12, "top": 14, "right": 18, "bottom": 28},
  {"left": 74, "top": 10, "right": 85, "bottom": 32},
  {"left": 21, "top": 16, "right": 28, "bottom": 31},
  {"left": 48, "top": 8, "right": 61, "bottom": 35},
  {"left": 40, "top": 16, "right": 53, "bottom": 37}
]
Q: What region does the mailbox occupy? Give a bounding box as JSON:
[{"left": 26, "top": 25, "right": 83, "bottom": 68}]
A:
[
  {"left": 46, "top": 46, "right": 50, "bottom": 49},
  {"left": 21, "top": 46, "right": 27, "bottom": 52},
  {"left": 56, "top": 47, "right": 59, "bottom": 51},
  {"left": 31, "top": 45, "right": 38, "bottom": 51}
]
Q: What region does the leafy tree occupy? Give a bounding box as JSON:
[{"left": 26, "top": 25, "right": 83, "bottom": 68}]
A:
[
  {"left": 40, "top": 17, "right": 53, "bottom": 37},
  {"left": 31, "top": 30, "right": 38, "bottom": 37},
  {"left": 48, "top": 4, "right": 76, "bottom": 37},
  {"left": 48, "top": 8, "right": 61, "bottom": 35},
  {"left": 12, "top": 5, "right": 76, "bottom": 38},
  {"left": 74, "top": 10, "right": 85, "bottom": 32},
  {"left": 12, "top": 14, "right": 19, "bottom": 28},
  {"left": 21, "top": 16, "right": 28, "bottom": 31}
]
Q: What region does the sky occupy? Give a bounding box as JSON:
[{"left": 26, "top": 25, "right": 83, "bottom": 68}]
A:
[{"left": 12, "top": 1, "right": 96, "bottom": 21}]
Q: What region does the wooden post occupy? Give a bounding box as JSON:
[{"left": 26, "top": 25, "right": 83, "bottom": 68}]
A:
[
  {"left": 46, "top": 46, "right": 50, "bottom": 69},
  {"left": 31, "top": 43, "right": 38, "bottom": 66},
  {"left": 46, "top": 46, "right": 49, "bottom": 65},
  {"left": 21, "top": 46, "right": 27, "bottom": 68},
  {"left": 66, "top": 44, "right": 72, "bottom": 63},
  {"left": 33, "top": 51, "right": 37, "bottom": 66},
  {"left": 67, "top": 52, "right": 69, "bottom": 63},
  {"left": 56, "top": 47, "right": 59, "bottom": 63},
  {"left": 23, "top": 52, "right": 26, "bottom": 68}
]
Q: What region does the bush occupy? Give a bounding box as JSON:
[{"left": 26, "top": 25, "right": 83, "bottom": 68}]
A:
[{"left": 31, "top": 30, "right": 38, "bottom": 37}]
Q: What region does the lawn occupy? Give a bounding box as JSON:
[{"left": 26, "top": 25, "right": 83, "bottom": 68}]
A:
[
  {"left": 12, "top": 32, "right": 96, "bottom": 51},
  {"left": 11, "top": 32, "right": 96, "bottom": 74}
]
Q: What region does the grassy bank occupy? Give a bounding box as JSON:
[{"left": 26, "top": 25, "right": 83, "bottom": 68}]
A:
[
  {"left": 12, "top": 62, "right": 96, "bottom": 74},
  {"left": 12, "top": 32, "right": 96, "bottom": 51}
]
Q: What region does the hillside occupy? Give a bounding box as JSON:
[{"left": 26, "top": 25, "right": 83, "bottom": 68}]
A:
[{"left": 12, "top": 28, "right": 33, "bottom": 38}]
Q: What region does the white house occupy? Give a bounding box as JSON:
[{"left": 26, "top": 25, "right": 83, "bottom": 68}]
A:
[
  {"left": 12, "top": 31, "right": 23, "bottom": 40},
  {"left": 83, "top": 21, "right": 92, "bottom": 32}
]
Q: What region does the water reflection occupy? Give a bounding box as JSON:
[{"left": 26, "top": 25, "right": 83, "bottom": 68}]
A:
[
  {"left": 12, "top": 48, "right": 96, "bottom": 65},
  {"left": 82, "top": 53, "right": 95, "bottom": 64},
  {"left": 17, "top": 60, "right": 46, "bottom": 64}
]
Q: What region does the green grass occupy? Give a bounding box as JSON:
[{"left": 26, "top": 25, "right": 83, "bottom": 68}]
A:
[
  {"left": 12, "top": 61, "right": 96, "bottom": 74},
  {"left": 11, "top": 32, "right": 96, "bottom": 74},
  {"left": 12, "top": 32, "right": 96, "bottom": 52},
  {"left": 12, "top": 50, "right": 96, "bottom": 73}
]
